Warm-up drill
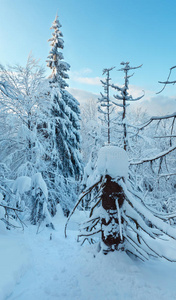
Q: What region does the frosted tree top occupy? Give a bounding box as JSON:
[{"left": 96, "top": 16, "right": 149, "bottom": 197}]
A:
[
  {"left": 96, "top": 146, "right": 129, "bottom": 178},
  {"left": 86, "top": 146, "right": 129, "bottom": 188},
  {"left": 46, "top": 13, "right": 70, "bottom": 88}
]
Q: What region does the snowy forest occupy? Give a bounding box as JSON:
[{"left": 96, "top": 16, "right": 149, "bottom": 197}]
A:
[{"left": 1, "top": 13, "right": 176, "bottom": 300}]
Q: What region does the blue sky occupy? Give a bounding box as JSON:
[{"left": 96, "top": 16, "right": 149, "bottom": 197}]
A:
[{"left": 0, "top": 0, "right": 176, "bottom": 110}]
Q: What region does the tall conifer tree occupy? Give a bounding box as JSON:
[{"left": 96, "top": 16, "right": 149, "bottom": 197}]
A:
[{"left": 46, "top": 14, "right": 82, "bottom": 214}]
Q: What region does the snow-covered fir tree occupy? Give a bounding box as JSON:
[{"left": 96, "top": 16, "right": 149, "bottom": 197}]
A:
[
  {"left": 46, "top": 14, "right": 83, "bottom": 215},
  {"left": 30, "top": 173, "right": 53, "bottom": 231},
  {"left": 46, "top": 14, "right": 70, "bottom": 89},
  {"left": 66, "top": 146, "right": 176, "bottom": 261}
]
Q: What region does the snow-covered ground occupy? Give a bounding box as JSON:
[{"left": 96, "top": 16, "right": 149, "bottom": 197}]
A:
[{"left": 1, "top": 206, "right": 176, "bottom": 300}]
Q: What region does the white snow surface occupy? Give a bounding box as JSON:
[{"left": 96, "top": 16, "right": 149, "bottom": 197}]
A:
[
  {"left": 96, "top": 146, "right": 129, "bottom": 178},
  {"left": 12, "top": 176, "right": 31, "bottom": 195},
  {"left": 1, "top": 205, "right": 176, "bottom": 300},
  {"left": 0, "top": 231, "right": 30, "bottom": 300},
  {"left": 31, "top": 173, "right": 48, "bottom": 199}
]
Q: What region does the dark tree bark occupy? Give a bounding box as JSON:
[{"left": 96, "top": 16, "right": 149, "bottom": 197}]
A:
[{"left": 101, "top": 175, "right": 125, "bottom": 253}]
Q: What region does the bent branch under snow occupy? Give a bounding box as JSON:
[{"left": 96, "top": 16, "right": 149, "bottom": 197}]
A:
[{"left": 130, "top": 144, "right": 176, "bottom": 165}]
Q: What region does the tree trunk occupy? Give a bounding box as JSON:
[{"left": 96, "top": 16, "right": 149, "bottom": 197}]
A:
[{"left": 101, "top": 175, "right": 125, "bottom": 253}]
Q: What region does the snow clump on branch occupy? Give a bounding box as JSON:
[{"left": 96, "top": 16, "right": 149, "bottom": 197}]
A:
[{"left": 96, "top": 146, "right": 129, "bottom": 179}]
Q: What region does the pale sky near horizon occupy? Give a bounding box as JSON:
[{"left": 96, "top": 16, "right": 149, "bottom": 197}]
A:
[{"left": 0, "top": 0, "right": 176, "bottom": 113}]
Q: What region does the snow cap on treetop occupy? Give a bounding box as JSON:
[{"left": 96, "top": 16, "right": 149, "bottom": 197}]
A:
[
  {"left": 96, "top": 146, "right": 129, "bottom": 179},
  {"left": 51, "top": 13, "right": 62, "bottom": 30}
]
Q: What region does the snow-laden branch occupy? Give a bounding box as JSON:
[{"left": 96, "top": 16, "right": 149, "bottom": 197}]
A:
[
  {"left": 138, "top": 113, "right": 176, "bottom": 131},
  {"left": 159, "top": 173, "right": 176, "bottom": 178},
  {"left": 130, "top": 144, "right": 176, "bottom": 165},
  {"left": 154, "top": 135, "right": 176, "bottom": 138},
  {"left": 156, "top": 65, "right": 176, "bottom": 94},
  {"left": 118, "top": 63, "right": 143, "bottom": 72},
  {"left": 0, "top": 203, "right": 27, "bottom": 230},
  {"left": 64, "top": 178, "right": 103, "bottom": 238},
  {"left": 0, "top": 203, "right": 22, "bottom": 212}
]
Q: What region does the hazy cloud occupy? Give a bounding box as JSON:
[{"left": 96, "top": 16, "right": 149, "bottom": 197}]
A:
[
  {"left": 69, "top": 68, "right": 93, "bottom": 76},
  {"left": 69, "top": 69, "right": 102, "bottom": 86},
  {"left": 81, "top": 68, "right": 93, "bottom": 75},
  {"left": 118, "top": 85, "right": 176, "bottom": 116},
  {"left": 73, "top": 76, "right": 102, "bottom": 86},
  {"left": 67, "top": 87, "right": 98, "bottom": 104},
  {"left": 67, "top": 87, "right": 176, "bottom": 117},
  {"left": 138, "top": 95, "right": 176, "bottom": 116}
]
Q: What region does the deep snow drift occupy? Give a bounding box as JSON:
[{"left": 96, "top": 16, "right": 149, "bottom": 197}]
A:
[{"left": 1, "top": 205, "right": 176, "bottom": 300}]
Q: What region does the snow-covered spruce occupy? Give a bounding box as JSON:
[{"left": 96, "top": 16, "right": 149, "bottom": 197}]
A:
[
  {"left": 46, "top": 13, "right": 70, "bottom": 89},
  {"left": 30, "top": 173, "right": 53, "bottom": 231},
  {"left": 47, "top": 13, "right": 82, "bottom": 179},
  {"left": 65, "top": 146, "right": 176, "bottom": 261},
  {"left": 45, "top": 14, "right": 83, "bottom": 215},
  {"left": 0, "top": 173, "right": 53, "bottom": 231}
]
